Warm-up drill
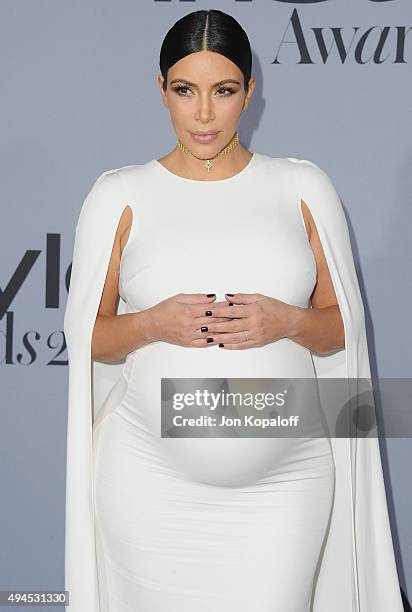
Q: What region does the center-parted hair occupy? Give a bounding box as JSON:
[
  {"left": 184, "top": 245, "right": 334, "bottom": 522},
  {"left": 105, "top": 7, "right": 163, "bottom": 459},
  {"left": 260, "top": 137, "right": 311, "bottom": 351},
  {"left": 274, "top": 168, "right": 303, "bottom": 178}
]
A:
[{"left": 159, "top": 10, "right": 252, "bottom": 93}]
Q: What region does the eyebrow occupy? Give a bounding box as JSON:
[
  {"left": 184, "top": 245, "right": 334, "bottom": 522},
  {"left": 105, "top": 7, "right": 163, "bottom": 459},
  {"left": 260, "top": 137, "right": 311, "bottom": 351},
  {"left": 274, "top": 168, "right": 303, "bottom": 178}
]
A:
[{"left": 169, "top": 78, "right": 241, "bottom": 88}]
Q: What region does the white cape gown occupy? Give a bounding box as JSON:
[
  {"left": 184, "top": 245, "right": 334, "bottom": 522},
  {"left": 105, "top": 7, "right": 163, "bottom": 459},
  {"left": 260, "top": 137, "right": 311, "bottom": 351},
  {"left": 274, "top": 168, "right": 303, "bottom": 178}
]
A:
[{"left": 63, "top": 156, "right": 403, "bottom": 611}]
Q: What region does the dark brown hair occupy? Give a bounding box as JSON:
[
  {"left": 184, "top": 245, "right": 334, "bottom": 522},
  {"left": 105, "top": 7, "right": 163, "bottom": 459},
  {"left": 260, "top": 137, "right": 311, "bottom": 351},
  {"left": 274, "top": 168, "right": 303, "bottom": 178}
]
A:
[{"left": 159, "top": 9, "right": 252, "bottom": 93}]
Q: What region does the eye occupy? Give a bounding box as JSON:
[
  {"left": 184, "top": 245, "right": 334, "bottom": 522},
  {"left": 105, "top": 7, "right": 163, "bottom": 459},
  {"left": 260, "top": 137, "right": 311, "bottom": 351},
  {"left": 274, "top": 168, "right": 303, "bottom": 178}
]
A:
[
  {"left": 173, "top": 85, "right": 193, "bottom": 96},
  {"left": 216, "top": 87, "right": 236, "bottom": 96}
]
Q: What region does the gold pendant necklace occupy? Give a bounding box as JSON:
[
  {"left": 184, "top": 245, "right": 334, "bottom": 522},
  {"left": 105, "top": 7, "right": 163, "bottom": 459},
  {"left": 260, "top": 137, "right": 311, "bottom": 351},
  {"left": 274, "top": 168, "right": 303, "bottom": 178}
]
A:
[{"left": 175, "top": 132, "right": 240, "bottom": 173}]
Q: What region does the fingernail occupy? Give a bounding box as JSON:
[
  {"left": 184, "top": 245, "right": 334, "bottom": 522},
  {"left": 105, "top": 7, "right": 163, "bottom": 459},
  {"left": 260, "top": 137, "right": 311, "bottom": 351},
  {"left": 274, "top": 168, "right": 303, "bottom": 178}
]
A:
[
  {"left": 201, "top": 326, "right": 208, "bottom": 332},
  {"left": 219, "top": 343, "right": 224, "bottom": 347},
  {"left": 206, "top": 293, "right": 215, "bottom": 298},
  {"left": 226, "top": 293, "right": 234, "bottom": 296},
  {"left": 206, "top": 337, "right": 214, "bottom": 343},
  {"left": 205, "top": 310, "right": 212, "bottom": 316}
]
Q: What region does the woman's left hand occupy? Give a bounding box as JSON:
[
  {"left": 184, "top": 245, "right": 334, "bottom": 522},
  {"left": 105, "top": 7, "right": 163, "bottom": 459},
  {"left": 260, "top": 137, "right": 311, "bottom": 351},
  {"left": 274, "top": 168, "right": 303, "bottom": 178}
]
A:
[{"left": 204, "top": 292, "right": 300, "bottom": 350}]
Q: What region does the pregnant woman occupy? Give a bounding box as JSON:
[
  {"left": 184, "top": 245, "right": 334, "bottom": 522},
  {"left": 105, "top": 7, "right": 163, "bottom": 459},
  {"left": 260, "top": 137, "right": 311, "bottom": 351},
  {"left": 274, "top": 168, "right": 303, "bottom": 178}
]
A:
[{"left": 63, "top": 9, "right": 403, "bottom": 612}]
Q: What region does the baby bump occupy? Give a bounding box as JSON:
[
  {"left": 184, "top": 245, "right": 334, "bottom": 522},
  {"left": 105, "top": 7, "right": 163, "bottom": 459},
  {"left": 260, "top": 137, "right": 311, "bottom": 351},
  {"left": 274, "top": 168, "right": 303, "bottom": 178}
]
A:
[
  {"left": 94, "top": 393, "right": 334, "bottom": 492},
  {"left": 121, "top": 336, "right": 317, "bottom": 427},
  {"left": 93, "top": 341, "right": 332, "bottom": 487}
]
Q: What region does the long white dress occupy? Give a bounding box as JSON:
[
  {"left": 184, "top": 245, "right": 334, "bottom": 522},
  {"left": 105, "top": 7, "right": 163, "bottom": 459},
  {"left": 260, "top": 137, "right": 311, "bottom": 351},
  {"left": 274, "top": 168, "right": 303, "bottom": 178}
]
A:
[{"left": 64, "top": 153, "right": 404, "bottom": 611}]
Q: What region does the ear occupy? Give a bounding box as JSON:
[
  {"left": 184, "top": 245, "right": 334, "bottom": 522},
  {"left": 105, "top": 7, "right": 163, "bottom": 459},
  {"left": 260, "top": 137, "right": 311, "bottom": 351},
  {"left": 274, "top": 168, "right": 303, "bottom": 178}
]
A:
[
  {"left": 158, "top": 74, "right": 169, "bottom": 108},
  {"left": 243, "top": 76, "right": 256, "bottom": 111}
]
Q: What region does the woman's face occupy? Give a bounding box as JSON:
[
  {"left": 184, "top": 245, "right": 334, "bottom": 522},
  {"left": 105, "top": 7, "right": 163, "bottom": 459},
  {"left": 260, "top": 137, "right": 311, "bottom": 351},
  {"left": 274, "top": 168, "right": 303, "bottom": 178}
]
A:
[{"left": 158, "top": 50, "right": 255, "bottom": 158}]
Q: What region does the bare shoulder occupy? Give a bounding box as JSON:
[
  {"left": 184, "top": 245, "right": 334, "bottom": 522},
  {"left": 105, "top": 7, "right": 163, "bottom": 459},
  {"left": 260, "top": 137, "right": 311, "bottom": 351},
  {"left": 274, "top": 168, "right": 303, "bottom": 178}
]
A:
[
  {"left": 300, "top": 198, "right": 338, "bottom": 308},
  {"left": 97, "top": 205, "right": 133, "bottom": 317},
  {"left": 119, "top": 205, "right": 133, "bottom": 252},
  {"left": 300, "top": 198, "right": 312, "bottom": 241}
]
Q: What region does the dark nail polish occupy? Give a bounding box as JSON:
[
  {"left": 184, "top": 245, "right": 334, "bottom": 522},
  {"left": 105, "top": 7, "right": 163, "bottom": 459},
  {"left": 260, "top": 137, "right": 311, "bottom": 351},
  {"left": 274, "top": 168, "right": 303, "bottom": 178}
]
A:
[
  {"left": 201, "top": 326, "right": 208, "bottom": 332},
  {"left": 206, "top": 293, "right": 216, "bottom": 298},
  {"left": 229, "top": 302, "right": 233, "bottom": 306},
  {"left": 219, "top": 343, "right": 224, "bottom": 347},
  {"left": 205, "top": 310, "right": 212, "bottom": 316},
  {"left": 226, "top": 293, "right": 234, "bottom": 297},
  {"left": 206, "top": 337, "right": 214, "bottom": 343}
]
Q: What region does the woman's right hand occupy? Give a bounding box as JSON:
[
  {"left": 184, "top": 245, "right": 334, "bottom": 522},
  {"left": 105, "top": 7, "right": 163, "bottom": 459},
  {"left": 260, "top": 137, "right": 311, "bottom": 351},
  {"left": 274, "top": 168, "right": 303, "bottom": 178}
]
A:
[{"left": 146, "top": 293, "right": 232, "bottom": 348}]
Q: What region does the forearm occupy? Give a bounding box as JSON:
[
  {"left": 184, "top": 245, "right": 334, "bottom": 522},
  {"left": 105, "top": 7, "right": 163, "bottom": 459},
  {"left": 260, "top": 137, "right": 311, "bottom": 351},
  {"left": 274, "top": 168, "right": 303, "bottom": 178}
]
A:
[
  {"left": 91, "top": 309, "right": 158, "bottom": 361},
  {"left": 287, "top": 304, "right": 345, "bottom": 353}
]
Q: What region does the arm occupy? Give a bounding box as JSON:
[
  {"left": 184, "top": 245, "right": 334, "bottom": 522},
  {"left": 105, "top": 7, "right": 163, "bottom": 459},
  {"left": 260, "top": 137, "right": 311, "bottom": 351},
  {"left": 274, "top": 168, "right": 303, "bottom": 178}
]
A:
[
  {"left": 287, "top": 198, "right": 345, "bottom": 354},
  {"left": 91, "top": 205, "right": 156, "bottom": 361}
]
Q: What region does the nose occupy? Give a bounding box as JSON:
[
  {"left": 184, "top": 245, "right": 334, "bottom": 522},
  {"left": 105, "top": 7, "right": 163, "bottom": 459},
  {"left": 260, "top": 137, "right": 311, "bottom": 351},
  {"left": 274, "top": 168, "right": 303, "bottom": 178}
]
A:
[{"left": 195, "top": 95, "right": 215, "bottom": 122}]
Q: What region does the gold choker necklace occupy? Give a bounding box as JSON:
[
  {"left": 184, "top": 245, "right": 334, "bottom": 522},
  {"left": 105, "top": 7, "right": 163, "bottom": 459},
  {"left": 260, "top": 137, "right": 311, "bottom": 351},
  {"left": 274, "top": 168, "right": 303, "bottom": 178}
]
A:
[{"left": 175, "top": 131, "right": 240, "bottom": 173}]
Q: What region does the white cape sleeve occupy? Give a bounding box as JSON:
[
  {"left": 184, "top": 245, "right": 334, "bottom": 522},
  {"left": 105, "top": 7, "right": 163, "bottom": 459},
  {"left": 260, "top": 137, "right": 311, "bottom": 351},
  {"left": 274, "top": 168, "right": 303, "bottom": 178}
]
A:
[
  {"left": 63, "top": 168, "right": 129, "bottom": 612},
  {"left": 288, "top": 158, "right": 403, "bottom": 611}
]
